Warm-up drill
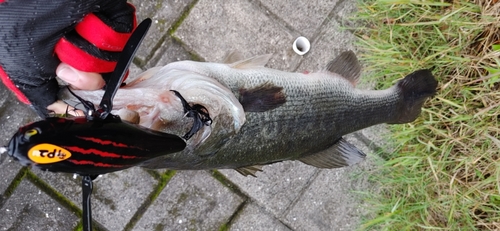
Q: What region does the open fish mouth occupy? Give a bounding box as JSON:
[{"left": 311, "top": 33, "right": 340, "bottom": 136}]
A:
[{"left": 171, "top": 90, "right": 212, "bottom": 140}]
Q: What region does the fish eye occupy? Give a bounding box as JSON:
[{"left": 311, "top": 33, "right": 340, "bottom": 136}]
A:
[{"left": 23, "top": 128, "right": 40, "bottom": 141}]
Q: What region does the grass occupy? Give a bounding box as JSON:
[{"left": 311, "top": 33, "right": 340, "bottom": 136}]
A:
[{"left": 350, "top": 0, "right": 500, "bottom": 230}]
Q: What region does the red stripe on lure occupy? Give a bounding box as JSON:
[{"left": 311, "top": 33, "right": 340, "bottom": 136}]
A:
[
  {"left": 75, "top": 136, "right": 142, "bottom": 149},
  {"left": 64, "top": 146, "right": 139, "bottom": 159},
  {"left": 6, "top": 115, "right": 186, "bottom": 175}
]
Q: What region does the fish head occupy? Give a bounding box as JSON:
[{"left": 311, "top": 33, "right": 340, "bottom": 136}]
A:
[
  {"left": 61, "top": 63, "right": 247, "bottom": 157},
  {"left": 132, "top": 66, "right": 246, "bottom": 153}
]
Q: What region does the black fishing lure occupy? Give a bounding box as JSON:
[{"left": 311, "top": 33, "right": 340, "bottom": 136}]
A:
[
  {"left": 5, "top": 19, "right": 189, "bottom": 175},
  {"left": 6, "top": 114, "right": 186, "bottom": 175},
  {"left": 2, "top": 18, "right": 211, "bottom": 231}
]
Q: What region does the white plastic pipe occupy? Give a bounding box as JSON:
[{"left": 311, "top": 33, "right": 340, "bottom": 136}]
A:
[{"left": 292, "top": 36, "right": 310, "bottom": 55}]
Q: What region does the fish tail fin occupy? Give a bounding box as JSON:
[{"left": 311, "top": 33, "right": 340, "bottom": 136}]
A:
[{"left": 391, "top": 69, "right": 437, "bottom": 124}]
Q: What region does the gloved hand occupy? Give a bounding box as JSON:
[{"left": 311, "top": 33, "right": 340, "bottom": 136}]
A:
[{"left": 0, "top": 0, "right": 137, "bottom": 117}]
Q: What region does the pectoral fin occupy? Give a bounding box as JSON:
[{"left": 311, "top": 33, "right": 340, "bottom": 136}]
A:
[
  {"left": 235, "top": 165, "right": 264, "bottom": 177},
  {"left": 239, "top": 82, "right": 286, "bottom": 112},
  {"left": 299, "top": 138, "right": 366, "bottom": 168}
]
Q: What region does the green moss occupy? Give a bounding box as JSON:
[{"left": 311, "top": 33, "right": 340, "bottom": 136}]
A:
[
  {"left": 123, "top": 170, "right": 177, "bottom": 231},
  {"left": 72, "top": 221, "right": 82, "bottom": 231},
  {"left": 133, "top": 0, "right": 200, "bottom": 68},
  {"left": 209, "top": 170, "right": 247, "bottom": 198},
  {"left": 167, "top": 0, "right": 199, "bottom": 36},
  {"left": 1, "top": 167, "right": 28, "bottom": 202},
  {"left": 218, "top": 200, "right": 247, "bottom": 231},
  {"left": 209, "top": 170, "right": 249, "bottom": 231},
  {"left": 154, "top": 223, "right": 165, "bottom": 231},
  {"left": 171, "top": 36, "right": 204, "bottom": 62},
  {"left": 177, "top": 192, "right": 189, "bottom": 204},
  {"left": 154, "top": 0, "right": 163, "bottom": 11},
  {"left": 25, "top": 171, "right": 81, "bottom": 215}
]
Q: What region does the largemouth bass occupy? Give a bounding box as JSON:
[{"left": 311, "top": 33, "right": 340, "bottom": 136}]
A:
[{"left": 62, "top": 51, "right": 437, "bottom": 176}]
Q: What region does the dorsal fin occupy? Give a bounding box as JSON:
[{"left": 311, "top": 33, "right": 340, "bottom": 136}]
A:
[
  {"left": 222, "top": 51, "right": 245, "bottom": 64},
  {"left": 229, "top": 54, "right": 272, "bottom": 69},
  {"left": 325, "top": 50, "right": 361, "bottom": 85},
  {"left": 126, "top": 66, "right": 162, "bottom": 86},
  {"left": 299, "top": 137, "right": 366, "bottom": 168}
]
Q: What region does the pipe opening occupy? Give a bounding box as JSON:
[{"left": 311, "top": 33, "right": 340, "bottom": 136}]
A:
[{"left": 293, "top": 37, "right": 310, "bottom": 55}]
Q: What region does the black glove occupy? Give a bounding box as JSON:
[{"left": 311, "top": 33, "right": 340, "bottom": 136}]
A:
[{"left": 0, "top": 0, "right": 136, "bottom": 117}]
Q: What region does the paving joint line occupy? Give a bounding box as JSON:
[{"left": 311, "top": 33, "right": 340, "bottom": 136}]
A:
[
  {"left": 209, "top": 170, "right": 250, "bottom": 200},
  {"left": 135, "top": 0, "right": 199, "bottom": 68},
  {"left": 123, "top": 170, "right": 177, "bottom": 231},
  {"left": 25, "top": 170, "right": 110, "bottom": 231},
  {"left": 280, "top": 168, "right": 322, "bottom": 219},
  {"left": 0, "top": 167, "right": 27, "bottom": 207},
  {"left": 353, "top": 131, "right": 391, "bottom": 160},
  {"left": 250, "top": 0, "right": 303, "bottom": 38},
  {"left": 331, "top": 0, "right": 358, "bottom": 33},
  {"left": 170, "top": 35, "right": 204, "bottom": 62},
  {"left": 217, "top": 198, "right": 249, "bottom": 231}
]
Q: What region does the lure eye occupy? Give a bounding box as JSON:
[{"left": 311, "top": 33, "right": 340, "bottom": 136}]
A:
[{"left": 23, "top": 128, "right": 40, "bottom": 141}]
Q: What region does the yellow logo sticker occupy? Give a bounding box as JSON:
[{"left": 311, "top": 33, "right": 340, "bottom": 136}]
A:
[{"left": 28, "top": 143, "right": 72, "bottom": 164}]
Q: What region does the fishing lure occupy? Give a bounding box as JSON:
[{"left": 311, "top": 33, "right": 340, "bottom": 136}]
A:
[
  {"left": 6, "top": 113, "right": 187, "bottom": 175},
  {"left": 5, "top": 19, "right": 189, "bottom": 175},
  {"left": 2, "top": 18, "right": 211, "bottom": 231}
]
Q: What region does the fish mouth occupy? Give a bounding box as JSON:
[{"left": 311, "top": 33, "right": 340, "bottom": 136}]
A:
[{"left": 171, "top": 90, "right": 212, "bottom": 140}]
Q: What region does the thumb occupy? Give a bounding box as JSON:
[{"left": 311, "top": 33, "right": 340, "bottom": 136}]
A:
[{"left": 56, "top": 63, "right": 105, "bottom": 90}]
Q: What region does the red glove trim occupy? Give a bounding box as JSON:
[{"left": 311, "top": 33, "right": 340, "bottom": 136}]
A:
[
  {"left": 54, "top": 38, "right": 117, "bottom": 73},
  {"left": 75, "top": 8, "right": 137, "bottom": 52},
  {"left": 0, "top": 66, "right": 30, "bottom": 104}
]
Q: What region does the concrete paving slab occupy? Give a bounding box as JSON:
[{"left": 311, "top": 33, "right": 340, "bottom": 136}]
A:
[
  {"left": 219, "top": 161, "right": 319, "bottom": 218},
  {"left": 0, "top": 84, "right": 38, "bottom": 199},
  {"left": 148, "top": 36, "right": 195, "bottom": 68},
  {"left": 334, "top": 0, "right": 359, "bottom": 28},
  {"left": 283, "top": 135, "right": 377, "bottom": 231},
  {"left": 295, "top": 14, "right": 357, "bottom": 73},
  {"left": 359, "top": 124, "right": 393, "bottom": 152},
  {"left": 229, "top": 202, "right": 292, "bottom": 231},
  {"left": 129, "top": 0, "right": 196, "bottom": 62},
  {"left": 174, "top": 0, "right": 301, "bottom": 71},
  {"left": 128, "top": 63, "right": 147, "bottom": 83},
  {"left": 0, "top": 85, "right": 39, "bottom": 145},
  {"left": 0, "top": 179, "right": 79, "bottom": 231},
  {"left": 258, "top": 0, "right": 340, "bottom": 38},
  {"left": 0, "top": 158, "right": 21, "bottom": 198},
  {"left": 133, "top": 170, "right": 244, "bottom": 231},
  {"left": 284, "top": 167, "right": 368, "bottom": 231},
  {"left": 36, "top": 167, "right": 157, "bottom": 230}
]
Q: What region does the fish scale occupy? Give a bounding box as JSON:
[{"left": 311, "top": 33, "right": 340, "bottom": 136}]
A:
[{"left": 64, "top": 51, "right": 437, "bottom": 176}]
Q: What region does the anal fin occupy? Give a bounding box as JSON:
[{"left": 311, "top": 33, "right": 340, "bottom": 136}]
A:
[
  {"left": 299, "top": 137, "right": 366, "bottom": 168},
  {"left": 235, "top": 165, "right": 264, "bottom": 177}
]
